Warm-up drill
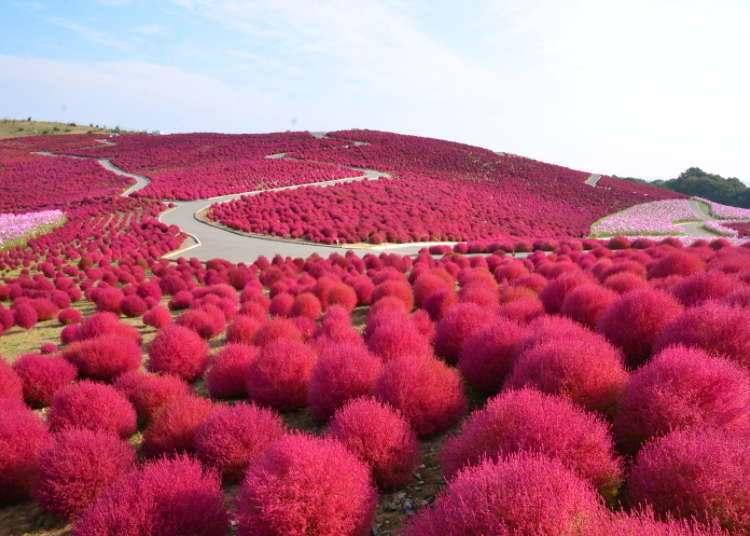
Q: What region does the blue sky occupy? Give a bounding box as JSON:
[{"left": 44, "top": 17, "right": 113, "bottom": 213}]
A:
[{"left": 2, "top": 0, "right": 749, "bottom": 183}]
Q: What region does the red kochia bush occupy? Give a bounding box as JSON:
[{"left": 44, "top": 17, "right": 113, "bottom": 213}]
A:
[
  {"left": 13, "top": 353, "right": 77, "bottom": 407},
  {"left": 371, "top": 279, "right": 414, "bottom": 311},
  {"left": 433, "top": 302, "right": 495, "bottom": 363},
  {"left": 120, "top": 294, "right": 148, "bottom": 317},
  {"left": 648, "top": 251, "right": 706, "bottom": 278},
  {"left": 0, "top": 407, "right": 49, "bottom": 504},
  {"left": 48, "top": 380, "right": 136, "bottom": 438},
  {"left": 226, "top": 314, "right": 262, "bottom": 345},
  {"left": 598, "top": 510, "right": 728, "bottom": 536},
  {"left": 143, "top": 305, "right": 171, "bottom": 329},
  {"left": 72, "top": 455, "right": 228, "bottom": 536},
  {"left": 560, "top": 283, "right": 618, "bottom": 329},
  {"left": 597, "top": 288, "right": 683, "bottom": 367},
  {"left": 117, "top": 372, "right": 190, "bottom": 421},
  {"left": 141, "top": 395, "right": 215, "bottom": 457},
  {"left": 34, "top": 429, "right": 135, "bottom": 518},
  {"left": 367, "top": 316, "right": 432, "bottom": 363},
  {"left": 77, "top": 312, "right": 140, "bottom": 342},
  {"left": 176, "top": 308, "right": 222, "bottom": 339},
  {"left": 14, "top": 302, "right": 38, "bottom": 329},
  {"left": 671, "top": 271, "right": 738, "bottom": 307},
  {"left": 246, "top": 339, "right": 318, "bottom": 411},
  {"left": 654, "top": 301, "right": 750, "bottom": 370},
  {"left": 328, "top": 397, "right": 420, "bottom": 490},
  {"left": 401, "top": 453, "right": 604, "bottom": 536},
  {"left": 326, "top": 282, "right": 358, "bottom": 312},
  {"left": 205, "top": 343, "right": 258, "bottom": 399},
  {"left": 63, "top": 335, "right": 141, "bottom": 381},
  {"left": 195, "top": 402, "right": 284, "bottom": 481},
  {"left": 148, "top": 324, "right": 210, "bottom": 381},
  {"left": 614, "top": 345, "right": 750, "bottom": 453},
  {"left": 308, "top": 343, "right": 383, "bottom": 422},
  {"left": 236, "top": 434, "right": 377, "bottom": 536},
  {"left": 440, "top": 388, "right": 622, "bottom": 497},
  {"left": 58, "top": 308, "right": 82, "bottom": 325},
  {"left": 506, "top": 335, "right": 628, "bottom": 415},
  {"left": 0, "top": 359, "right": 23, "bottom": 401},
  {"left": 377, "top": 355, "right": 466, "bottom": 437},
  {"left": 290, "top": 292, "right": 322, "bottom": 320},
  {"left": 539, "top": 273, "right": 590, "bottom": 314},
  {"left": 458, "top": 318, "right": 526, "bottom": 394},
  {"left": 628, "top": 428, "right": 750, "bottom": 532},
  {"left": 252, "top": 316, "right": 303, "bottom": 347}
]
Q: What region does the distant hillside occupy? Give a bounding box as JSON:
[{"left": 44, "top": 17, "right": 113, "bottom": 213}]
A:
[
  {"left": 619, "top": 167, "right": 750, "bottom": 209},
  {"left": 0, "top": 118, "right": 140, "bottom": 139}
]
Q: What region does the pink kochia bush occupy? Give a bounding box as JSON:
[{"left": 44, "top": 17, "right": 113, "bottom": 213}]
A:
[
  {"left": 308, "top": 343, "right": 382, "bottom": 422},
  {"left": 236, "top": 434, "right": 377, "bottom": 536},
  {"left": 614, "top": 345, "right": 750, "bottom": 453},
  {"left": 63, "top": 335, "right": 141, "bottom": 381},
  {"left": 376, "top": 355, "right": 466, "bottom": 437},
  {"left": 328, "top": 397, "right": 420, "bottom": 490},
  {"left": 654, "top": 301, "right": 750, "bottom": 370},
  {"left": 401, "top": 453, "right": 604, "bottom": 536},
  {"left": 148, "top": 324, "right": 210, "bottom": 381},
  {"left": 141, "top": 395, "right": 215, "bottom": 457},
  {"left": 73, "top": 455, "right": 228, "bottom": 536},
  {"left": 440, "top": 388, "right": 622, "bottom": 497},
  {"left": 0, "top": 358, "right": 23, "bottom": 401},
  {"left": 0, "top": 407, "right": 50, "bottom": 504},
  {"left": 597, "top": 288, "right": 683, "bottom": 367},
  {"left": 628, "top": 428, "right": 750, "bottom": 532},
  {"left": 506, "top": 335, "right": 629, "bottom": 415},
  {"left": 195, "top": 402, "right": 285, "bottom": 481},
  {"left": 226, "top": 314, "right": 262, "bottom": 345},
  {"left": 13, "top": 353, "right": 77, "bottom": 407},
  {"left": 366, "top": 315, "right": 432, "bottom": 363},
  {"left": 115, "top": 370, "right": 190, "bottom": 421},
  {"left": 142, "top": 305, "right": 171, "bottom": 329},
  {"left": 246, "top": 339, "right": 318, "bottom": 411},
  {"left": 433, "top": 302, "right": 494, "bottom": 363},
  {"left": 205, "top": 343, "right": 258, "bottom": 399},
  {"left": 458, "top": 318, "right": 526, "bottom": 395},
  {"left": 48, "top": 380, "right": 136, "bottom": 438},
  {"left": 597, "top": 509, "right": 729, "bottom": 536},
  {"left": 560, "top": 283, "right": 618, "bottom": 329},
  {"left": 34, "top": 429, "right": 135, "bottom": 518}
]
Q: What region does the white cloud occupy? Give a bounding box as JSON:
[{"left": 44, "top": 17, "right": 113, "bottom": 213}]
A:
[
  {"left": 46, "top": 16, "right": 132, "bottom": 52},
  {"left": 134, "top": 24, "right": 165, "bottom": 36}
]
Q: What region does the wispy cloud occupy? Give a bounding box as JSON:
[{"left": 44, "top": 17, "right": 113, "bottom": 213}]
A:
[{"left": 46, "top": 15, "right": 131, "bottom": 52}]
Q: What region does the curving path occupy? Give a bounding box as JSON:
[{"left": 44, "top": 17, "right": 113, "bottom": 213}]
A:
[{"left": 584, "top": 174, "right": 602, "bottom": 187}]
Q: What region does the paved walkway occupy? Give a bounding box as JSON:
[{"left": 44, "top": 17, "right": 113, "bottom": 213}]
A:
[{"left": 584, "top": 174, "right": 602, "bottom": 187}]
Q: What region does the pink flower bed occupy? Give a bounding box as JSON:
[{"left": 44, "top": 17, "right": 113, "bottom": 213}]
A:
[
  {"left": 0, "top": 210, "right": 64, "bottom": 248},
  {"left": 698, "top": 198, "right": 750, "bottom": 219},
  {"left": 131, "top": 158, "right": 361, "bottom": 200},
  {"left": 590, "top": 199, "right": 698, "bottom": 235}
]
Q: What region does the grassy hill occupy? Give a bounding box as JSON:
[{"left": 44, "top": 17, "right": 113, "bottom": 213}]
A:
[{"left": 0, "top": 118, "right": 136, "bottom": 140}]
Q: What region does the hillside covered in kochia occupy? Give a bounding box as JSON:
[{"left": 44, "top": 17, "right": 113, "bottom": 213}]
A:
[{"left": 624, "top": 167, "right": 750, "bottom": 209}]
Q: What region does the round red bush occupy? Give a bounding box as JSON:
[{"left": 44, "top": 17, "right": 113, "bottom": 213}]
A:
[
  {"left": 433, "top": 302, "right": 495, "bottom": 364},
  {"left": 141, "top": 395, "right": 215, "bottom": 457},
  {"left": 597, "top": 288, "right": 683, "bottom": 367},
  {"left": 94, "top": 287, "right": 123, "bottom": 313},
  {"left": 175, "top": 308, "right": 222, "bottom": 339},
  {"left": 401, "top": 453, "right": 604, "bottom": 536},
  {"left": 367, "top": 316, "right": 432, "bottom": 363},
  {"left": 290, "top": 292, "right": 322, "bottom": 320},
  {"left": 205, "top": 343, "right": 258, "bottom": 399},
  {"left": 496, "top": 294, "right": 545, "bottom": 324},
  {"left": 142, "top": 305, "right": 171, "bottom": 329},
  {"left": 14, "top": 302, "right": 38, "bottom": 329},
  {"left": 72, "top": 455, "right": 228, "bottom": 536},
  {"left": 168, "top": 289, "right": 193, "bottom": 310},
  {"left": 560, "top": 283, "right": 618, "bottom": 329},
  {"left": 440, "top": 388, "right": 622, "bottom": 497},
  {"left": 13, "top": 353, "right": 77, "bottom": 407},
  {"left": 148, "top": 324, "right": 210, "bottom": 381},
  {"left": 40, "top": 342, "right": 58, "bottom": 354},
  {"left": 328, "top": 397, "right": 420, "bottom": 490},
  {"left": 0, "top": 407, "right": 49, "bottom": 504},
  {"left": 118, "top": 372, "right": 190, "bottom": 421},
  {"left": 597, "top": 510, "right": 728, "bottom": 536},
  {"left": 628, "top": 427, "right": 750, "bottom": 532},
  {"left": 604, "top": 271, "right": 648, "bottom": 293},
  {"left": 506, "top": 335, "right": 628, "bottom": 415},
  {"left": 539, "top": 273, "right": 589, "bottom": 314},
  {"left": 252, "top": 316, "right": 303, "bottom": 347},
  {"left": 63, "top": 334, "right": 141, "bottom": 381},
  {"left": 58, "top": 308, "right": 82, "bottom": 325},
  {"left": 195, "top": 402, "right": 284, "bottom": 481},
  {"left": 648, "top": 251, "right": 706, "bottom": 278},
  {"left": 226, "top": 314, "right": 262, "bottom": 345},
  {"left": 376, "top": 355, "right": 466, "bottom": 437},
  {"left": 236, "top": 434, "right": 377, "bottom": 536},
  {"left": 614, "top": 345, "right": 750, "bottom": 453},
  {"left": 246, "top": 339, "right": 318, "bottom": 411},
  {"left": 458, "top": 318, "right": 526, "bottom": 394},
  {"left": 672, "top": 271, "right": 738, "bottom": 307},
  {"left": 269, "top": 292, "right": 294, "bottom": 316},
  {"left": 48, "top": 380, "right": 136, "bottom": 438},
  {"left": 422, "top": 288, "right": 458, "bottom": 321},
  {"left": 371, "top": 279, "right": 414, "bottom": 311},
  {"left": 326, "top": 283, "right": 358, "bottom": 312},
  {"left": 78, "top": 312, "right": 140, "bottom": 342},
  {"left": 308, "top": 343, "right": 383, "bottom": 422},
  {"left": 654, "top": 301, "right": 750, "bottom": 370},
  {"left": 119, "top": 294, "right": 148, "bottom": 318},
  {"left": 34, "top": 428, "right": 135, "bottom": 518},
  {"left": 0, "top": 358, "right": 24, "bottom": 401}
]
